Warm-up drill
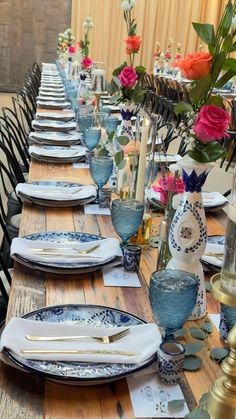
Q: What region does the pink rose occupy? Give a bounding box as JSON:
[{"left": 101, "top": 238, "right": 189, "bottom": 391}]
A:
[
  {"left": 81, "top": 56, "right": 92, "bottom": 69},
  {"left": 118, "top": 66, "right": 138, "bottom": 88},
  {"left": 194, "top": 105, "right": 230, "bottom": 143},
  {"left": 68, "top": 46, "right": 76, "bottom": 54}
]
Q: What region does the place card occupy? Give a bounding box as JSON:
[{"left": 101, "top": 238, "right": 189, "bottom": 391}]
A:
[
  {"left": 209, "top": 314, "right": 220, "bottom": 331},
  {"left": 84, "top": 204, "right": 111, "bottom": 215},
  {"left": 73, "top": 162, "right": 89, "bottom": 169},
  {"left": 102, "top": 266, "right": 141, "bottom": 287},
  {"left": 127, "top": 372, "right": 189, "bottom": 418}
]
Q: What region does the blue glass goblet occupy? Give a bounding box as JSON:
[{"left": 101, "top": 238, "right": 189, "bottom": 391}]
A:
[
  {"left": 77, "top": 114, "right": 93, "bottom": 134},
  {"left": 149, "top": 269, "right": 198, "bottom": 341},
  {"left": 84, "top": 128, "right": 101, "bottom": 151},
  {"left": 92, "top": 112, "right": 108, "bottom": 129},
  {"left": 111, "top": 199, "right": 144, "bottom": 246},
  {"left": 106, "top": 117, "right": 120, "bottom": 136},
  {"left": 90, "top": 156, "right": 113, "bottom": 201}
]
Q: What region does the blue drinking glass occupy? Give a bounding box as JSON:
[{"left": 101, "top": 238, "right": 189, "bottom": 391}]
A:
[
  {"left": 101, "top": 106, "right": 112, "bottom": 117},
  {"left": 77, "top": 114, "right": 93, "bottom": 133},
  {"left": 149, "top": 269, "right": 199, "bottom": 341},
  {"left": 92, "top": 112, "right": 108, "bottom": 128},
  {"left": 111, "top": 199, "right": 144, "bottom": 246},
  {"left": 84, "top": 128, "right": 101, "bottom": 150},
  {"left": 106, "top": 117, "right": 120, "bottom": 136},
  {"left": 90, "top": 156, "right": 113, "bottom": 199}
]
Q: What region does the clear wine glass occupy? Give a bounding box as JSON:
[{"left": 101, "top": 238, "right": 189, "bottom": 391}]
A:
[{"left": 111, "top": 199, "right": 144, "bottom": 246}]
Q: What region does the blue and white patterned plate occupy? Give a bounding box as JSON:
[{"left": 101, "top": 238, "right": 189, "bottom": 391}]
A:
[
  {"left": 3, "top": 304, "right": 156, "bottom": 385},
  {"left": 201, "top": 235, "right": 225, "bottom": 272},
  {"left": 17, "top": 181, "right": 96, "bottom": 208},
  {"left": 12, "top": 231, "right": 121, "bottom": 274}
]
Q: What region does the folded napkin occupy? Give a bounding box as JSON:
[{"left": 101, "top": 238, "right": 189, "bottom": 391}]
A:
[
  {"left": 36, "top": 96, "right": 66, "bottom": 102},
  {"left": 11, "top": 237, "right": 122, "bottom": 265},
  {"left": 201, "top": 242, "right": 224, "bottom": 268},
  {"left": 32, "top": 119, "right": 76, "bottom": 131},
  {"left": 37, "top": 100, "right": 70, "bottom": 109},
  {"left": 35, "top": 111, "right": 75, "bottom": 120},
  {"left": 29, "top": 145, "right": 85, "bottom": 158},
  {"left": 0, "top": 317, "right": 161, "bottom": 364},
  {"left": 16, "top": 183, "right": 96, "bottom": 201},
  {"left": 202, "top": 192, "right": 229, "bottom": 208},
  {"left": 29, "top": 131, "right": 82, "bottom": 142}
]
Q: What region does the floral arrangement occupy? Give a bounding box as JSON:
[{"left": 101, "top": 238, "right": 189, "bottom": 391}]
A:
[
  {"left": 79, "top": 16, "right": 94, "bottom": 71},
  {"left": 174, "top": 0, "right": 236, "bottom": 163},
  {"left": 174, "top": 42, "right": 182, "bottom": 62},
  {"left": 107, "top": 0, "right": 146, "bottom": 105},
  {"left": 165, "top": 38, "right": 172, "bottom": 62},
  {"left": 152, "top": 169, "right": 184, "bottom": 211},
  {"left": 57, "top": 28, "right": 75, "bottom": 55}
]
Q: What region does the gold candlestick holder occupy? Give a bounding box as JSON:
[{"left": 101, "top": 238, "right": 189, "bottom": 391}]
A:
[
  {"left": 206, "top": 273, "right": 236, "bottom": 419},
  {"left": 94, "top": 92, "right": 103, "bottom": 113}
]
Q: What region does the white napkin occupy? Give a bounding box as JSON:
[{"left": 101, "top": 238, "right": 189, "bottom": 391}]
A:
[
  {"left": 29, "top": 145, "right": 85, "bottom": 158},
  {"left": 36, "top": 96, "right": 66, "bottom": 102},
  {"left": 16, "top": 183, "right": 96, "bottom": 201},
  {"left": 32, "top": 120, "right": 76, "bottom": 130},
  {"left": 0, "top": 317, "right": 161, "bottom": 364},
  {"left": 201, "top": 242, "right": 224, "bottom": 267},
  {"left": 37, "top": 101, "right": 70, "bottom": 109},
  {"left": 11, "top": 237, "right": 122, "bottom": 264},
  {"left": 29, "top": 131, "right": 82, "bottom": 142},
  {"left": 202, "top": 192, "right": 228, "bottom": 208},
  {"left": 35, "top": 111, "right": 75, "bottom": 120}
]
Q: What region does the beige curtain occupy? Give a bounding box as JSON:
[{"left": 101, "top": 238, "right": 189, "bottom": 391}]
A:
[{"left": 71, "top": 0, "right": 227, "bottom": 79}]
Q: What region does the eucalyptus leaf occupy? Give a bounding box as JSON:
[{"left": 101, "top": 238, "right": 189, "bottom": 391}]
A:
[
  {"left": 201, "top": 321, "right": 213, "bottom": 334},
  {"left": 183, "top": 355, "right": 203, "bottom": 371},
  {"left": 114, "top": 150, "right": 124, "bottom": 167},
  {"left": 117, "top": 159, "right": 126, "bottom": 170},
  {"left": 168, "top": 399, "right": 185, "bottom": 412},
  {"left": 185, "top": 409, "right": 210, "bottom": 419},
  {"left": 190, "top": 327, "right": 206, "bottom": 340},
  {"left": 184, "top": 342, "right": 205, "bottom": 356},
  {"left": 116, "top": 136, "right": 129, "bottom": 146},
  {"left": 174, "top": 328, "right": 187, "bottom": 338},
  {"left": 210, "top": 347, "right": 229, "bottom": 363},
  {"left": 192, "top": 23, "right": 216, "bottom": 46},
  {"left": 205, "top": 281, "right": 211, "bottom": 292},
  {"left": 174, "top": 102, "right": 193, "bottom": 116}
]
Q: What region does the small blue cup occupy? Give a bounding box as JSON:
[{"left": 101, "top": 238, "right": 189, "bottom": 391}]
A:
[{"left": 123, "top": 245, "right": 141, "bottom": 272}]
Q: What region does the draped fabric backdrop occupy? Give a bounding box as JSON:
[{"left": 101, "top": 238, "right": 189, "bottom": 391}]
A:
[{"left": 71, "top": 0, "right": 227, "bottom": 80}]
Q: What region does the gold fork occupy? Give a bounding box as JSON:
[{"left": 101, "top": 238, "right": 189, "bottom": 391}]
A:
[
  {"left": 29, "top": 244, "right": 100, "bottom": 254},
  {"left": 25, "top": 328, "right": 130, "bottom": 343}
]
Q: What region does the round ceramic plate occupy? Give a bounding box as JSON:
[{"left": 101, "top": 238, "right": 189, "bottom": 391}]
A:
[
  {"left": 12, "top": 231, "right": 121, "bottom": 274},
  {"left": 201, "top": 235, "right": 225, "bottom": 272},
  {"left": 17, "top": 181, "right": 96, "bottom": 208},
  {"left": 32, "top": 119, "right": 76, "bottom": 131},
  {"left": 30, "top": 146, "right": 85, "bottom": 164},
  {"left": 4, "top": 304, "right": 156, "bottom": 385},
  {"left": 37, "top": 101, "right": 70, "bottom": 110},
  {"left": 29, "top": 131, "right": 81, "bottom": 146}
]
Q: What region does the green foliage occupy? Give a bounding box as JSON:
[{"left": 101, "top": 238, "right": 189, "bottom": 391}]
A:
[
  {"left": 116, "top": 136, "right": 130, "bottom": 146},
  {"left": 184, "top": 342, "right": 205, "bottom": 356},
  {"left": 174, "top": 328, "right": 188, "bottom": 338},
  {"left": 114, "top": 150, "right": 124, "bottom": 167},
  {"left": 185, "top": 409, "right": 210, "bottom": 419},
  {"left": 188, "top": 141, "right": 226, "bottom": 163},
  {"left": 183, "top": 355, "right": 203, "bottom": 371},
  {"left": 175, "top": 102, "right": 193, "bottom": 116},
  {"left": 210, "top": 347, "right": 229, "bottom": 363},
  {"left": 190, "top": 327, "right": 206, "bottom": 340},
  {"left": 192, "top": 23, "right": 216, "bottom": 46}
]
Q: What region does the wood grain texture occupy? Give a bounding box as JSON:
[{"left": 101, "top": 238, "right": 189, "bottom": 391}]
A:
[{"left": 0, "top": 105, "right": 229, "bottom": 417}]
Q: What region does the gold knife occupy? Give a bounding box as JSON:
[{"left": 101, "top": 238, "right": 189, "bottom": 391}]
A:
[{"left": 21, "top": 349, "right": 140, "bottom": 356}]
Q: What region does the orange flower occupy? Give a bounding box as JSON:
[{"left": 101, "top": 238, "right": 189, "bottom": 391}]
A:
[
  {"left": 175, "top": 52, "right": 212, "bottom": 80},
  {"left": 125, "top": 35, "right": 142, "bottom": 55}
]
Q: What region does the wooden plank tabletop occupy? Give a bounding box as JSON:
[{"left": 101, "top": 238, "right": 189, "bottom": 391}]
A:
[{"left": 0, "top": 117, "right": 227, "bottom": 419}]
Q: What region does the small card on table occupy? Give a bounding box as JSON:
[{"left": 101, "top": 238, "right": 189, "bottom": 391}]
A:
[
  {"left": 73, "top": 162, "right": 90, "bottom": 169},
  {"left": 102, "top": 266, "right": 141, "bottom": 287},
  {"left": 84, "top": 204, "right": 111, "bottom": 215}
]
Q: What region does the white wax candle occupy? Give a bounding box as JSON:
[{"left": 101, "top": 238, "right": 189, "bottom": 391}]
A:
[{"left": 136, "top": 120, "right": 149, "bottom": 201}]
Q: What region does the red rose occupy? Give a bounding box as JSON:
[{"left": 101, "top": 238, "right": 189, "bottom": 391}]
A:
[
  {"left": 194, "top": 105, "right": 230, "bottom": 143},
  {"left": 125, "top": 35, "right": 142, "bottom": 55},
  {"left": 175, "top": 52, "right": 212, "bottom": 80},
  {"left": 118, "top": 66, "right": 138, "bottom": 88},
  {"left": 81, "top": 56, "right": 92, "bottom": 69}
]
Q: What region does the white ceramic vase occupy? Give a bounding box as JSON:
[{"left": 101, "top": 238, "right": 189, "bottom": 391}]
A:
[
  {"left": 118, "top": 103, "right": 135, "bottom": 140},
  {"left": 167, "top": 158, "right": 213, "bottom": 319}
]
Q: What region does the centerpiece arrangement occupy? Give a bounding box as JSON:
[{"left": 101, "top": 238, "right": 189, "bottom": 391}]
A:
[
  {"left": 79, "top": 16, "right": 94, "bottom": 74},
  {"left": 167, "top": 0, "right": 236, "bottom": 319}
]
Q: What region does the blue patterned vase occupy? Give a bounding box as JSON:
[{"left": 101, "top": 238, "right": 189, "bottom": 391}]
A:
[
  {"left": 167, "top": 158, "right": 212, "bottom": 320},
  {"left": 118, "top": 103, "right": 135, "bottom": 140}
]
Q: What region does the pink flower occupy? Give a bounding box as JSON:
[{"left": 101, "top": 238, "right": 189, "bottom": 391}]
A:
[
  {"left": 118, "top": 66, "right": 138, "bottom": 88},
  {"left": 68, "top": 46, "right": 76, "bottom": 54},
  {"left": 194, "top": 105, "right": 230, "bottom": 143},
  {"left": 165, "top": 53, "right": 171, "bottom": 60},
  {"left": 152, "top": 176, "right": 184, "bottom": 205},
  {"left": 81, "top": 56, "right": 92, "bottom": 69}
]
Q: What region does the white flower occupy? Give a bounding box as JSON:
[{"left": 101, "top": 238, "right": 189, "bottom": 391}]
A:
[
  {"left": 121, "top": 1, "right": 131, "bottom": 10},
  {"left": 89, "top": 22, "right": 94, "bottom": 28},
  {"left": 232, "top": 15, "right": 236, "bottom": 31},
  {"left": 130, "top": 0, "right": 136, "bottom": 6}
]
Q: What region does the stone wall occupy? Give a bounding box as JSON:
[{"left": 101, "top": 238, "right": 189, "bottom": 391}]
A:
[{"left": 0, "top": 0, "right": 71, "bottom": 91}]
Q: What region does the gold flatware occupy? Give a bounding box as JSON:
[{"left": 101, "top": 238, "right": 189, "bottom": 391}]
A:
[
  {"left": 25, "top": 328, "right": 130, "bottom": 343},
  {"left": 29, "top": 244, "right": 100, "bottom": 254},
  {"left": 21, "top": 349, "right": 139, "bottom": 356},
  {"left": 204, "top": 252, "right": 224, "bottom": 257}
]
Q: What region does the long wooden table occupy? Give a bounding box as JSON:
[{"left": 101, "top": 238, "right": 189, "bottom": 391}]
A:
[{"left": 0, "top": 121, "right": 228, "bottom": 418}]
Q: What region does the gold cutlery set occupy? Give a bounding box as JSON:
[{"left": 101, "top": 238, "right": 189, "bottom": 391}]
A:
[{"left": 29, "top": 244, "right": 102, "bottom": 258}]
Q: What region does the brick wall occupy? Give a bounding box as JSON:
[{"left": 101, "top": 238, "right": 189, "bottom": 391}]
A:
[{"left": 0, "top": 0, "right": 71, "bottom": 91}]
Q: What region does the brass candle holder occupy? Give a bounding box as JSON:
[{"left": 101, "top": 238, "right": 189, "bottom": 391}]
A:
[{"left": 206, "top": 273, "right": 236, "bottom": 419}]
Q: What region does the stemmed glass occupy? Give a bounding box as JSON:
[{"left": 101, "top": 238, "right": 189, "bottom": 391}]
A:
[
  {"left": 90, "top": 156, "right": 113, "bottom": 200},
  {"left": 111, "top": 199, "right": 144, "bottom": 246},
  {"left": 149, "top": 269, "right": 199, "bottom": 341},
  {"left": 84, "top": 128, "right": 101, "bottom": 151}
]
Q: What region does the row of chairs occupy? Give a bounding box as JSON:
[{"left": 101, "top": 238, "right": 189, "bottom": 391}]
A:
[{"left": 0, "top": 62, "right": 41, "bottom": 327}]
